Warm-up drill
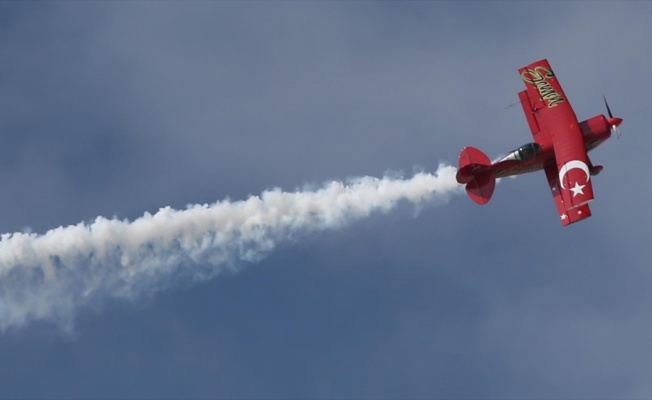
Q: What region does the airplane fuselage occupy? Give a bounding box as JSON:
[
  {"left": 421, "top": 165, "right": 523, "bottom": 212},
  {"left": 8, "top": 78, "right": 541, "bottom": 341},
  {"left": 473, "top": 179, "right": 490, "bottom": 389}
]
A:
[{"left": 493, "top": 114, "right": 612, "bottom": 178}]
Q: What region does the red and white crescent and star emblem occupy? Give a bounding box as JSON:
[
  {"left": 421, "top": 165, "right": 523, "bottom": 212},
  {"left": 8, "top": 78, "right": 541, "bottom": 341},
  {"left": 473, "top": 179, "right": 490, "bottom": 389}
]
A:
[{"left": 558, "top": 160, "right": 590, "bottom": 197}]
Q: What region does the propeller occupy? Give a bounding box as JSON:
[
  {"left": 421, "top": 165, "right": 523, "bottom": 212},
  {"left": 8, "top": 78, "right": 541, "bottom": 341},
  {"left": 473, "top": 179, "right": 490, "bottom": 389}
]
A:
[{"left": 603, "top": 95, "right": 623, "bottom": 139}]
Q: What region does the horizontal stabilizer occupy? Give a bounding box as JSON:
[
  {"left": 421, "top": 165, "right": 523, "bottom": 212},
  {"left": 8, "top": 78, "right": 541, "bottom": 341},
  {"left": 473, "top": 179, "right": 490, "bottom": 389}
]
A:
[
  {"left": 458, "top": 146, "right": 491, "bottom": 168},
  {"left": 456, "top": 146, "right": 492, "bottom": 184},
  {"left": 456, "top": 146, "right": 495, "bottom": 205}
]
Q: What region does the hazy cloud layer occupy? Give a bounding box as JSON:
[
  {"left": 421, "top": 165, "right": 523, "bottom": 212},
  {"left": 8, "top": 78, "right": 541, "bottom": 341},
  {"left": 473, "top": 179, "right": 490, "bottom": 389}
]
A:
[{"left": 0, "top": 2, "right": 650, "bottom": 399}]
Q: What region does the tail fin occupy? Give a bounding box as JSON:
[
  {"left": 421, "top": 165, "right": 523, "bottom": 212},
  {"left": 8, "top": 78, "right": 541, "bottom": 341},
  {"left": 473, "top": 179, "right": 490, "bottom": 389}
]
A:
[{"left": 455, "top": 146, "right": 496, "bottom": 205}]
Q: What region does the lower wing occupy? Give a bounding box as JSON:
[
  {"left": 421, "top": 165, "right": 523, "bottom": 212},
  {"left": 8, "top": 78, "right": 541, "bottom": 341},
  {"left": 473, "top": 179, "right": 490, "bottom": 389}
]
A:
[{"left": 544, "top": 162, "right": 592, "bottom": 226}]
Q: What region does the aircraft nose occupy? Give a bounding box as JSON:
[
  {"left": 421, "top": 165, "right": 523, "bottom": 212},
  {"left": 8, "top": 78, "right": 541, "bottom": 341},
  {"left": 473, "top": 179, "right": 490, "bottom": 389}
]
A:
[{"left": 608, "top": 117, "right": 623, "bottom": 127}]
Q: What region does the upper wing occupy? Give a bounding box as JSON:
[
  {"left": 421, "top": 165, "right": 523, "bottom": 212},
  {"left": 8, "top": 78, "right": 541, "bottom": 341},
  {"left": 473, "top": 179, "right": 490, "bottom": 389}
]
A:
[
  {"left": 544, "top": 162, "right": 591, "bottom": 226},
  {"left": 519, "top": 59, "right": 594, "bottom": 209},
  {"left": 518, "top": 89, "right": 543, "bottom": 140},
  {"left": 518, "top": 59, "right": 577, "bottom": 143}
]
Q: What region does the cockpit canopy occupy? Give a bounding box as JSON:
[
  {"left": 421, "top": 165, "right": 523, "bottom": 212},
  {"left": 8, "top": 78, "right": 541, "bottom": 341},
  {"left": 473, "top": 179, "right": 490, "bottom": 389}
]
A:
[{"left": 501, "top": 142, "right": 542, "bottom": 162}]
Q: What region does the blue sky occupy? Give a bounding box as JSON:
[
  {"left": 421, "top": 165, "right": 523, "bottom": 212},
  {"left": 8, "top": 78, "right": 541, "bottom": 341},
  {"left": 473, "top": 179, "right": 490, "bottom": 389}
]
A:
[{"left": 0, "top": 2, "right": 650, "bottom": 398}]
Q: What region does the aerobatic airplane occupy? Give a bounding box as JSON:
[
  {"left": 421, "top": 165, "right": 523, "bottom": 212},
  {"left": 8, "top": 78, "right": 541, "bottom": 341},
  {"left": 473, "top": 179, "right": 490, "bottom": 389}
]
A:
[{"left": 455, "top": 59, "right": 622, "bottom": 226}]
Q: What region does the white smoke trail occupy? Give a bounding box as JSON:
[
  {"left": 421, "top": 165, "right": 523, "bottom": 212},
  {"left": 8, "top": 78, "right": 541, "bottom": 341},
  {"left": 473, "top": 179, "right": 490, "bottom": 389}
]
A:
[{"left": 0, "top": 164, "right": 461, "bottom": 331}]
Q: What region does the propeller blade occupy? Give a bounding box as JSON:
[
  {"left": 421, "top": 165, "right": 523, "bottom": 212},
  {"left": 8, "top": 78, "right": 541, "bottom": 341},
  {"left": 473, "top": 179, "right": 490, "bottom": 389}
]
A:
[
  {"left": 603, "top": 95, "right": 622, "bottom": 139},
  {"left": 603, "top": 95, "right": 614, "bottom": 118}
]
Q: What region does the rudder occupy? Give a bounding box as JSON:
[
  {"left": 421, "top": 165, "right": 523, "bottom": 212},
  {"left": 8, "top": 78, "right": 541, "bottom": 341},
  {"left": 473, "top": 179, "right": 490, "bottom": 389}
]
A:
[{"left": 465, "top": 171, "right": 496, "bottom": 205}]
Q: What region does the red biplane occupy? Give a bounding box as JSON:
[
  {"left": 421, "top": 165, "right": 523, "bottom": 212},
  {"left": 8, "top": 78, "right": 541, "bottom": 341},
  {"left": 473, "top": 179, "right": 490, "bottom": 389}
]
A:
[{"left": 456, "top": 59, "right": 622, "bottom": 226}]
